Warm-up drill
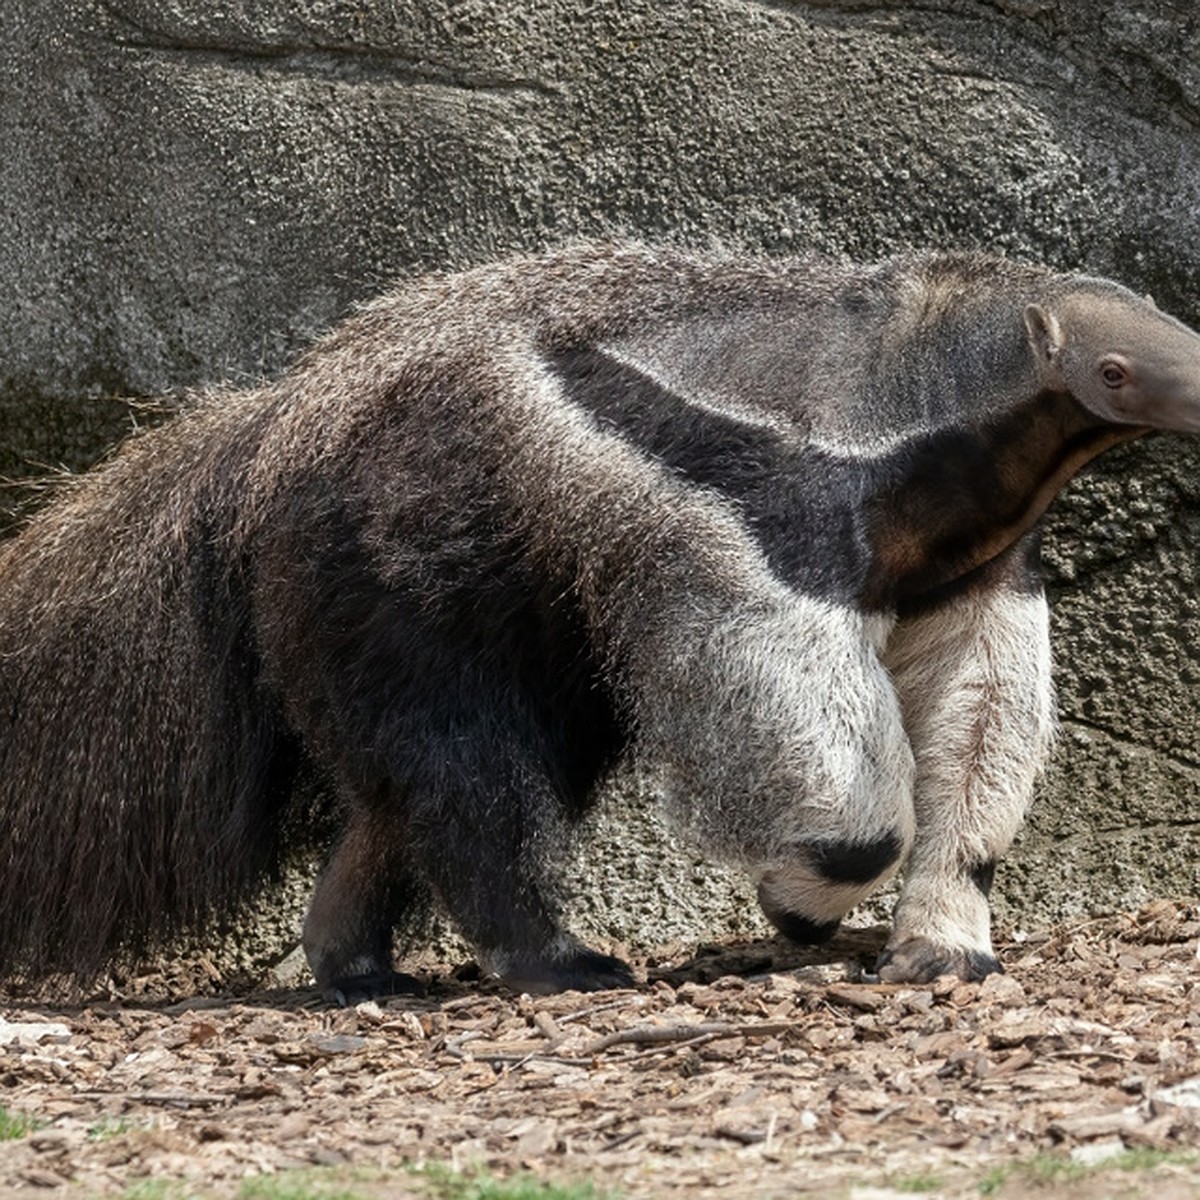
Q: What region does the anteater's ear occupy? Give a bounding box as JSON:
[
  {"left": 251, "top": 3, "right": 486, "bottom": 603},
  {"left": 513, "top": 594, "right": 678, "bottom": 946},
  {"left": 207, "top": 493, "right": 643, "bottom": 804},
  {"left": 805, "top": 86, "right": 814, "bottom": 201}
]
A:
[{"left": 1024, "top": 304, "right": 1063, "bottom": 365}]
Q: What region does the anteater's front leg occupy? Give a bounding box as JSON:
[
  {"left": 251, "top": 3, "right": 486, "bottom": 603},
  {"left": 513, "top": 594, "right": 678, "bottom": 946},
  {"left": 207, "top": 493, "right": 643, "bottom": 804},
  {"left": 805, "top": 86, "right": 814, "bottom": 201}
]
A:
[{"left": 879, "top": 546, "right": 1055, "bottom": 982}]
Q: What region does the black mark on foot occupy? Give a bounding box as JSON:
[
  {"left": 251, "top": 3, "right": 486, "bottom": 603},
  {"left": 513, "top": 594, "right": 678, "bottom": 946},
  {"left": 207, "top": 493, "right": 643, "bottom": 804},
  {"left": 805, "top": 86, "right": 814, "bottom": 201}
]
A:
[
  {"left": 757, "top": 884, "right": 843, "bottom": 945},
  {"left": 875, "top": 939, "right": 1003, "bottom": 984},
  {"left": 499, "top": 948, "right": 635, "bottom": 995},
  {"left": 324, "top": 969, "right": 426, "bottom": 1007},
  {"left": 969, "top": 859, "right": 997, "bottom": 899},
  {"left": 812, "top": 830, "right": 904, "bottom": 886}
]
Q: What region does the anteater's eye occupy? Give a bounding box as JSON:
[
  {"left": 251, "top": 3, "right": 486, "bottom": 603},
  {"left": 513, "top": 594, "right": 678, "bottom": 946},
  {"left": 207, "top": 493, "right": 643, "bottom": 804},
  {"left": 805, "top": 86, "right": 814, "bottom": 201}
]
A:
[{"left": 1100, "top": 360, "right": 1129, "bottom": 388}]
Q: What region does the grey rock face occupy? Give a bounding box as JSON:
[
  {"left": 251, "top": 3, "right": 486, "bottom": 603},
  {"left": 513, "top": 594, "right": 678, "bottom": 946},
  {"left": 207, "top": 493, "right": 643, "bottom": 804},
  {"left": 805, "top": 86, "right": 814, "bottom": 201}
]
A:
[{"left": 2, "top": 0, "right": 1198, "bottom": 962}]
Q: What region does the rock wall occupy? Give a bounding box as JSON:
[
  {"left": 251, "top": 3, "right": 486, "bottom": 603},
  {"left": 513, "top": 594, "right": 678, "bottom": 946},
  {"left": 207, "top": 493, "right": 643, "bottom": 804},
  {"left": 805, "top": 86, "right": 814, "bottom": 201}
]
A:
[{"left": 2, "top": 0, "right": 1198, "bottom": 957}]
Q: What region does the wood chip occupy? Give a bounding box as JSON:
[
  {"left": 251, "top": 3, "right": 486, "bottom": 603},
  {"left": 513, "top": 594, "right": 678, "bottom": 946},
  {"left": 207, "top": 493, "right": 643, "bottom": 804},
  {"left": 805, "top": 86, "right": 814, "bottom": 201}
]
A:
[{"left": 6, "top": 899, "right": 1200, "bottom": 1198}]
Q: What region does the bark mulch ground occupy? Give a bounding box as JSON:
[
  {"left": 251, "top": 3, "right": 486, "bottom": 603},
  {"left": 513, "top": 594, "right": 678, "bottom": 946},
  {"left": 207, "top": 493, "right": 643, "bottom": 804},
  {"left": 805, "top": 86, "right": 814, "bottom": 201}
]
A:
[{"left": 3, "top": 901, "right": 1200, "bottom": 1198}]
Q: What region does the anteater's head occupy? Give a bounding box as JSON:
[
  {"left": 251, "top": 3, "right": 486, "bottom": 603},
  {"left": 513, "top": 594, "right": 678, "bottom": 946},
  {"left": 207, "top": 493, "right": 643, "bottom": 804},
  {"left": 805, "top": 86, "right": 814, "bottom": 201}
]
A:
[{"left": 1024, "top": 284, "right": 1200, "bottom": 433}]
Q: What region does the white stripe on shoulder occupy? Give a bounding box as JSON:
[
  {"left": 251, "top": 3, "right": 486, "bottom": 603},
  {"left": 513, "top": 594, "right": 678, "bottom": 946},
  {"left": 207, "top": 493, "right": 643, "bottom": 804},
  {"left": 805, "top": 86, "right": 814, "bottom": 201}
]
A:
[
  {"left": 599, "top": 340, "right": 800, "bottom": 437},
  {"left": 602, "top": 339, "right": 925, "bottom": 460}
]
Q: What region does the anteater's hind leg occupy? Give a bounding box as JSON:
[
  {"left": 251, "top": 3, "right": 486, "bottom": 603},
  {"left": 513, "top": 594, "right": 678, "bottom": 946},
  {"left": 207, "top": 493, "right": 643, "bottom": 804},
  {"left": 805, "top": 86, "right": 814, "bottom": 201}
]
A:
[
  {"left": 302, "top": 805, "right": 428, "bottom": 1004},
  {"left": 304, "top": 706, "right": 630, "bottom": 1000},
  {"left": 407, "top": 721, "right": 634, "bottom": 995},
  {"left": 879, "top": 541, "right": 1055, "bottom": 982}
]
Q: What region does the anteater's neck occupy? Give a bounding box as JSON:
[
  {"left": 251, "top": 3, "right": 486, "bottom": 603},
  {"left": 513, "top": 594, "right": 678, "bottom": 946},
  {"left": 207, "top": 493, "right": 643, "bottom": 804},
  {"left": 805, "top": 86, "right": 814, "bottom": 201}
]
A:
[{"left": 862, "top": 390, "right": 1147, "bottom": 610}]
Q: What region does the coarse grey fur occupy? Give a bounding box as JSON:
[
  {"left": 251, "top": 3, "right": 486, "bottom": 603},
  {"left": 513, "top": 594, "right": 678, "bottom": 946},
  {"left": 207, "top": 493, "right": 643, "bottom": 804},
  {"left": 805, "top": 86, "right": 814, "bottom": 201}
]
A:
[{"left": 3, "top": 242, "right": 1200, "bottom": 998}]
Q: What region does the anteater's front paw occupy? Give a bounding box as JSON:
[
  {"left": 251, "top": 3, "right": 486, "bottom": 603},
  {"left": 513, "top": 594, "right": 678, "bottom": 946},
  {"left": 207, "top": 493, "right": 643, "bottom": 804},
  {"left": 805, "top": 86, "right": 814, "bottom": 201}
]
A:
[
  {"left": 498, "top": 948, "right": 636, "bottom": 995},
  {"left": 873, "top": 938, "right": 1002, "bottom": 984},
  {"left": 757, "top": 884, "right": 843, "bottom": 946}
]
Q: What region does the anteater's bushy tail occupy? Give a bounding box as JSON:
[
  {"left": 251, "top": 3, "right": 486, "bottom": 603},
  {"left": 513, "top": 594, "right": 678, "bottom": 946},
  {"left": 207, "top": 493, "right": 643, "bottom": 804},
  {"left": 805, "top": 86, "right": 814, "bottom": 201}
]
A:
[{"left": 0, "top": 402, "right": 298, "bottom": 983}]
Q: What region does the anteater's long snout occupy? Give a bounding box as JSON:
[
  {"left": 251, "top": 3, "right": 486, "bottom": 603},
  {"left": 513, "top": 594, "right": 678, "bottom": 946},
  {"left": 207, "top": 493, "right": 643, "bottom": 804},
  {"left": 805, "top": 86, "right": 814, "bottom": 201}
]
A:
[{"left": 1039, "top": 290, "right": 1200, "bottom": 434}]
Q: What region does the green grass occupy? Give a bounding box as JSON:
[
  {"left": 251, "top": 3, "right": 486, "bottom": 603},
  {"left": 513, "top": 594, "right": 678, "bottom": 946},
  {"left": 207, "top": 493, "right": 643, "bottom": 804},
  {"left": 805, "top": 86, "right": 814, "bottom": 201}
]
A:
[
  {"left": 227, "top": 1165, "right": 612, "bottom": 1200},
  {"left": 0, "top": 1105, "right": 41, "bottom": 1139},
  {"left": 88, "top": 1115, "right": 136, "bottom": 1141},
  {"left": 118, "top": 1183, "right": 187, "bottom": 1200},
  {"left": 977, "top": 1165, "right": 1008, "bottom": 1196},
  {"left": 236, "top": 1177, "right": 366, "bottom": 1200},
  {"left": 1111, "top": 1148, "right": 1197, "bottom": 1172},
  {"left": 977, "top": 1149, "right": 1197, "bottom": 1195},
  {"left": 413, "top": 1164, "right": 613, "bottom": 1200},
  {"left": 890, "top": 1174, "right": 944, "bottom": 1193}
]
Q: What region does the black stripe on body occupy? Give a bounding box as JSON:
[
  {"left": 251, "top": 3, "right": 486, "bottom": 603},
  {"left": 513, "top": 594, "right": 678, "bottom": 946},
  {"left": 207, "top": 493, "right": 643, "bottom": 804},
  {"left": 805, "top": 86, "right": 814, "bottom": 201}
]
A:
[
  {"left": 550, "top": 347, "right": 874, "bottom": 606},
  {"left": 859, "top": 393, "right": 1108, "bottom": 608},
  {"left": 892, "top": 530, "right": 1045, "bottom": 619},
  {"left": 550, "top": 348, "right": 1080, "bottom": 611}
]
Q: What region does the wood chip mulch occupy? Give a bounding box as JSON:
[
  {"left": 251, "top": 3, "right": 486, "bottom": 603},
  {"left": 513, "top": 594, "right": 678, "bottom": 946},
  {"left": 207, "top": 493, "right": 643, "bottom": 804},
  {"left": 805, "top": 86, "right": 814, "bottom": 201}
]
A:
[{"left": 3, "top": 901, "right": 1200, "bottom": 1197}]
